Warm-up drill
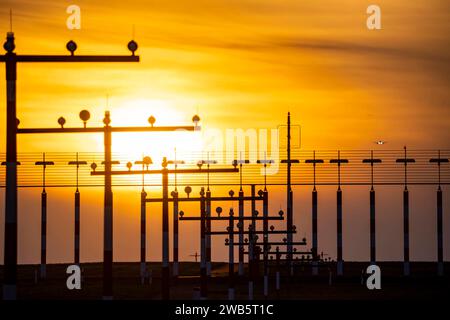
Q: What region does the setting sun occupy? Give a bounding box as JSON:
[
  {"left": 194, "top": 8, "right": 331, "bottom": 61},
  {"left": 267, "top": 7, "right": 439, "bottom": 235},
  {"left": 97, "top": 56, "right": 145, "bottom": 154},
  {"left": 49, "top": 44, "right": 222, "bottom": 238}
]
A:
[{"left": 90, "top": 98, "right": 204, "bottom": 166}]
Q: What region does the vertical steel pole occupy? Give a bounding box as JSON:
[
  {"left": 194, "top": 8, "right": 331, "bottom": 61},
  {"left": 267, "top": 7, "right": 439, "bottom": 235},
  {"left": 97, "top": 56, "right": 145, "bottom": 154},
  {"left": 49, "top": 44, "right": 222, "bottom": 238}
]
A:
[
  {"left": 40, "top": 188, "right": 47, "bottom": 279},
  {"left": 103, "top": 111, "right": 113, "bottom": 300},
  {"left": 399, "top": 147, "right": 412, "bottom": 276},
  {"left": 172, "top": 190, "right": 179, "bottom": 278},
  {"left": 403, "top": 188, "right": 410, "bottom": 276},
  {"left": 248, "top": 184, "right": 256, "bottom": 300},
  {"left": 365, "top": 152, "right": 378, "bottom": 266},
  {"left": 336, "top": 152, "right": 344, "bottom": 276},
  {"left": 228, "top": 209, "right": 235, "bottom": 300},
  {"left": 162, "top": 160, "right": 170, "bottom": 300},
  {"left": 286, "top": 112, "right": 293, "bottom": 277},
  {"left": 74, "top": 153, "right": 81, "bottom": 265},
  {"left": 238, "top": 189, "right": 244, "bottom": 276},
  {"left": 337, "top": 188, "right": 343, "bottom": 275},
  {"left": 437, "top": 188, "right": 443, "bottom": 276},
  {"left": 200, "top": 188, "right": 207, "bottom": 299},
  {"left": 312, "top": 188, "right": 318, "bottom": 275},
  {"left": 370, "top": 188, "right": 376, "bottom": 265},
  {"left": 206, "top": 189, "right": 212, "bottom": 276},
  {"left": 310, "top": 152, "right": 319, "bottom": 276},
  {"left": 140, "top": 189, "right": 147, "bottom": 280},
  {"left": 263, "top": 190, "right": 269, "bottom": 298},
  {"left": 3, "top": 32, "right": 18, "bottom": 300},
  {"left": 74, "top": 190, "right": 80, "bottom": 264},
  {"left": 432, "top": 153, "right": 445, "bottom": 276}
]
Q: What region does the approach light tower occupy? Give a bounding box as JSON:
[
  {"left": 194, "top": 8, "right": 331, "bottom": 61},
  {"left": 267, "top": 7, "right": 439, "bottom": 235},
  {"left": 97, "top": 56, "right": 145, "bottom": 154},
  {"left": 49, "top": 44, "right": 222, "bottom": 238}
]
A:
[{"left": 1, "top": 32, "right": 140, "bottom": 300}]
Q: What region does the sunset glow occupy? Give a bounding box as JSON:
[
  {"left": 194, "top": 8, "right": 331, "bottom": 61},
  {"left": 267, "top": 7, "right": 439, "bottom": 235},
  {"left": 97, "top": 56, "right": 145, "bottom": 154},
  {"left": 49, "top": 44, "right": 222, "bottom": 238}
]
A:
[{"left": 0, "top": 0, "right": 450, "bottom": 272}]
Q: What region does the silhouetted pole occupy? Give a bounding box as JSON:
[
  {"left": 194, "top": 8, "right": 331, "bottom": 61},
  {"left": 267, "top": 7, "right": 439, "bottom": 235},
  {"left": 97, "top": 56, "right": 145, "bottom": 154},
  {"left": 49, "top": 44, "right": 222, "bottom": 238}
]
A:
[
  {"left": 248, "top": 184, "right": 256, "bottom": 300},
  {"left": 287, "top": 113, "right": 292, "bottom": 276},
  {"left": 363, "top": 151, "right": 382, "bottom": 265},
  {"left": 430, "top": 152, "right": 448, "bottom": 276},
  {"left": 228, "top": 208, "right": 235, "bottom": 300},
  {"left": 437, "top": 188, "right": 443, "bottom": 276},
  {"left": 312, "top": 188, "right": 318, "bottom": 275},
  {"left": 238, "top": 189, "right": 245, "bottom": 276},
  {"left": 263, "top": 189, "right": 269, "bottom": 298},
  {"left": 281, "top": 112, "right": 299, "bottom": 277},
  {"left": 103, "top": 113, "right": 113, "bottom": 299},
  {"left": 40, "top": 184, "right": 47, "bottom": 279},
  {"left": 396, "top": 147, "right": 415, "bottom": 276},
  {"left": 206, "top": 189, "right": 212, "bottom": 276},
  {"left": 200, "top": 187, "right": 207, "bottom": 299},
  {"left": 257, "top": 156, "right": 272, "bottom": 298},
  {"left": 161, "top": 158, "right": 170, "bottom": 300},
  {"left": 370, "top": 190, "right": 376, "bottom": 265},
  {"left": 167, "top": 156, "right": 184, "bottom": 279},
  {"left": 3, "top": 32, "right": 18, "bottom": 300},
  {"left": 68, "top": 153, "right": 87, "bottom": 265},
  {"left": 135, "top": 156, "right": 152, "bottom": 281},
  {"left": 403, "top": 189, "right": 409, "bottom": 274},
  {"left": 233, "top": 157, "right": 248, "bottom": 277},
  {"left": 200, "top": 158, "right": 216, "bottom": 277},
  {"left": 35, "top": 153, "right": 54, "bottom": 279},
  {"left": 306, "top": 152, "right": 323, "bottom": 275},
  {"left": 330, "top": 153, "right": 348, "bottom": 276},
  {"left": 75, "top": 190, "right": 80, "bottom": 264},
  {"left": 172, "top": 190, "right": 179, "bottom": 278},
  {"left": 336, "top": 188, "right": 342, "bottom": 272},
  {"left": 1, "top": 32, "right": 139, "bottom": 300},
  {"left": 140, "top": 189, "right": 147, "bottom": 280},
  {"left": 247, "top": 223, "right": 254, "bottom": 300}
]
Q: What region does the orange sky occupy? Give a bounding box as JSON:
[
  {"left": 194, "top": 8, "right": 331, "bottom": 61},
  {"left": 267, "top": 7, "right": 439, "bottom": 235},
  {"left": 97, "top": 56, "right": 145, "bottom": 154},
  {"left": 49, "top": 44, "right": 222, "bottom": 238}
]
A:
[
  {"left": 0, "top": 0, "right": 449, "bottom": 263},
  {"left": 0, "top": 0, "right": 449, "bottom": 152}
]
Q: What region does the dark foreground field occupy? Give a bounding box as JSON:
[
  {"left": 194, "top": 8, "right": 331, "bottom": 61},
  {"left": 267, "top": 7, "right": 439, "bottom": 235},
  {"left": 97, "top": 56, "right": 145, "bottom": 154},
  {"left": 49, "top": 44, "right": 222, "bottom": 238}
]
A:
[{"left": 1, "top": 262, "right": 448, "bottom": 300}]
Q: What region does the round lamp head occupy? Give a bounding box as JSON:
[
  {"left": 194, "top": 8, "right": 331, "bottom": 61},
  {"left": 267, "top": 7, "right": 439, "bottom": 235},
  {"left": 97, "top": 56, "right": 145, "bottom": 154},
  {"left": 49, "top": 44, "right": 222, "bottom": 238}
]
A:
[
  {"left": 4, "top": 33, "right": 15, "bottom": 53},
  {"left": 66, "top": 40, "right": 77, "bottom": 55},
  {"left": 143, "top": 156, "right": 152, "bottom": 166},
  {"left": 103, "top": 111, "right": 111, "bottom": 126},
  {"left": 192, "top": 114, "right": 200, "bottom": 125},
  {"left": 148, "top": 116, "right": 155, "bottom": 127},
  {"left": 79, "top": 110, "right": 90, "bottom": 127},
  {"left": 58, "top": 117, "right": 66, "bottom": 128},
  {"left": 127, "top": 40, "right": 138, "bottom": 55}
]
